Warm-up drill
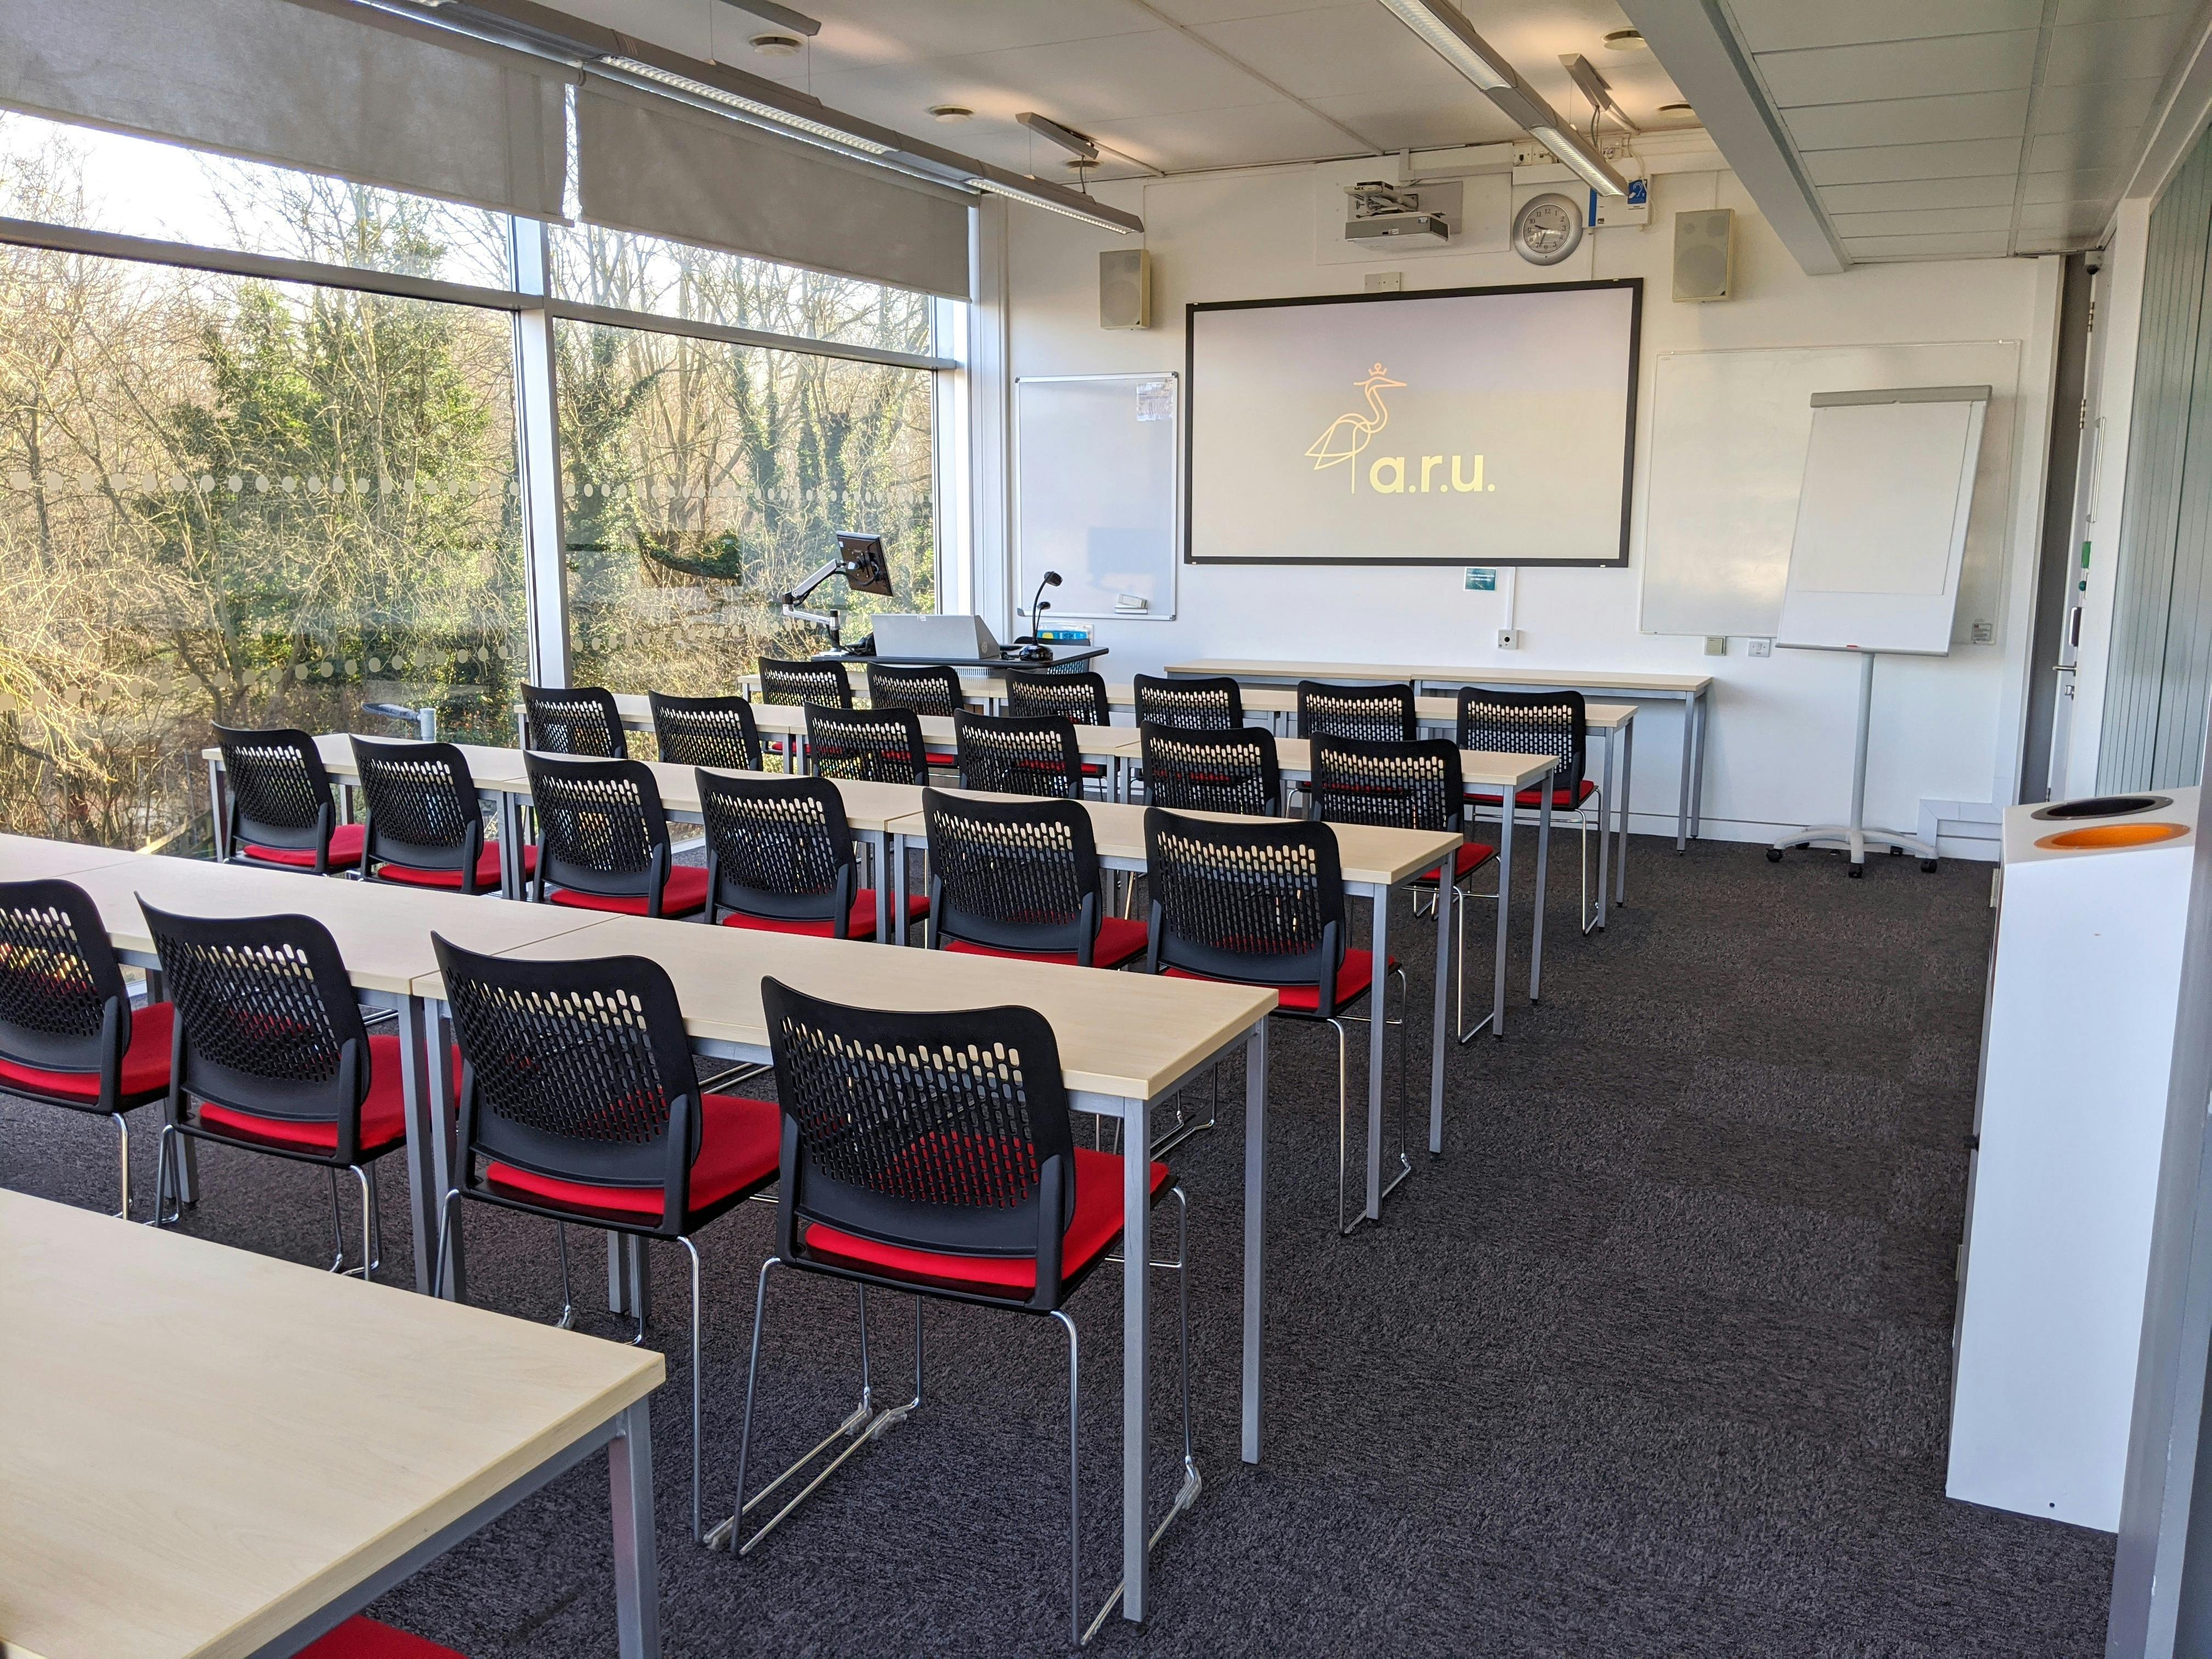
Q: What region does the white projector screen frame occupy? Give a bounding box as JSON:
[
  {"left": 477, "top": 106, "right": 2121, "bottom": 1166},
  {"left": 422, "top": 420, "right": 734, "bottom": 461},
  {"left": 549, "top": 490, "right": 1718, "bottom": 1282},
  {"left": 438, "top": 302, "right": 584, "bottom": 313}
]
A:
[{"left": 1183, "top": 279, "right": 1641, "bottom": 567}]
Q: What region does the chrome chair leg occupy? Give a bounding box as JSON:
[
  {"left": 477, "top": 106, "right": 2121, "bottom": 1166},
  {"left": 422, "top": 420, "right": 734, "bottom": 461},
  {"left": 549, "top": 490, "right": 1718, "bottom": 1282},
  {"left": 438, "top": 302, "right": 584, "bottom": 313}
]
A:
[
  {"left": 1329, "top": 1015, "right": 1357, "bottom": 1236},
  {"left": 430, "top": 1187, "right": 461, "bottom": 1302},
  {"left": 325, "top": 1167, "right": 346, "bottom": 1272},
  {"left": 555, "top": 1222, "right": 578, "bottom": 1329},
  {"left": 1054, "top": 1306, "right": 1082, "bottom": 1649},
  {"left": 339, "top": 1164, "right": 379, "bottom": 1279},
  {"left": 679, "top": 1233, "right": 704, "bottom": 1542},
  {"left": 1453, "top": 866, "right": 1503, "bottom": 1045},
  {"left": 149, "top": 1121, "right": 184, "bottom": 1227},
  {"left": 110, "top": 1111, "right": 131, "bottom": 1221}
]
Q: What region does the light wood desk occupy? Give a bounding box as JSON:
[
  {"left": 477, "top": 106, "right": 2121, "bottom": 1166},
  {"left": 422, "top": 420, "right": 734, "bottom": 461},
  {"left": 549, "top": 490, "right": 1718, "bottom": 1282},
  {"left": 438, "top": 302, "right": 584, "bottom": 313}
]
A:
[
  {"left": 414, "top": 915, "right": 1274, "bottom": 1630},
  {"left": 1165, "top": 657, "right": 1709, "bottom": 853},
  {"left": 202, "top": 737, "right": 532, "bottom": 866},
  {"left": 0, "top": 833, "right": 145, "bottom": 880},
  {"left": 55, "top": 851, "right": 605, "bottom": 1295},
  {"left": 0, "top": 1189, "right": 664, "bottom": 1659},
  {"left": 888, "top": 791, "right": 1471, "bottom": 1193}
]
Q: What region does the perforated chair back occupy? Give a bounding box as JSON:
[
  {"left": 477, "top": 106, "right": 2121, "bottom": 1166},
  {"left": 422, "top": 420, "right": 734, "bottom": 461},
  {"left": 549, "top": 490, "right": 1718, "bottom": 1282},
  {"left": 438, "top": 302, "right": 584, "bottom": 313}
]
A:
[
  {"left": 1139, "top": 724, "right": 1282, "bottom": 817},
  {"left": 1457, "top": 687, "right": 1586, "bottom": 797},
  {"left": 1133, "top": 673, "right": 1242, "bottom": 731},
  {"left": 1005, "top": 670, "right": 1110, "bottom": 726},
  {"left": 523, "top": 753, "right": 674, "bottom": 911},
  {"left": 213, "top": 724, "right": 338, "bottom": 866},
  {"left": 1297, "top": 680, "right": 1417, "bottom": 743},
  {"left": 350, "top": 737, "right": 486, "bottom": 889},
  {"left": 696, "top": 771, "right": 859, "bottom": 933},
  {"left": 1143, "top": 808, "right": 1349, "bottom": 1013},
  {"left": 762, "top": 976, "right": 1079, "bottom": 1308},
  {"left": 1310, "top": 735, "right": 1464, "bottom": 832},
  {"left": 757, "top": 657, "right": 853, "bottom": 708},
  {"left": 953, "top": 710, "right": 1082, "bottom": 798},
  {"left": 922, "top": 788, "right": 1104, "bottom": 962},
  {"left": 649, "top": 691, "right": 764, "bottom": 772},
  {"left": 434, "top": 934, "right": 704, "bottom": 1233},
  {"left": 804, "top": 704, "right": 929, "bottom": 786},
  {"left": 140, "top": 901, "right": 373, "bottom": 1163},
  {"left": 522, "top": 684, "right": 627, "bottom": 759},
  {"left": 866, "top": 661, "right": 965, "bottom": 718},
  {"left": 0, "top": 878, "right": 133, "bottom": 1089}
]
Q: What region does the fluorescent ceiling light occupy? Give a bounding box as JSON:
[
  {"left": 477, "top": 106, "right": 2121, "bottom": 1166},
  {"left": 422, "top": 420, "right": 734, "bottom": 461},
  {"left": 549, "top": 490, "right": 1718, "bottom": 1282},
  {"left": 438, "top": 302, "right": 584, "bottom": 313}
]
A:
[
  {"left": 716, "top": 0, "right": 820, "bottom": 37},
  {"left": 967, "top": 174, "right": 1141, "bottom": 235},
  {"left": 1528, "top": 124, "right": 1628, "bottom": 198},
  {"left": 1017, "top": 112, "right": 1101, "bottom": 165},
  {"left": 1374, "top": 0, "right": 1511, "bottom": 90},
  {"left": 601, "top": 57, "right": 892, "bottom": 156}
]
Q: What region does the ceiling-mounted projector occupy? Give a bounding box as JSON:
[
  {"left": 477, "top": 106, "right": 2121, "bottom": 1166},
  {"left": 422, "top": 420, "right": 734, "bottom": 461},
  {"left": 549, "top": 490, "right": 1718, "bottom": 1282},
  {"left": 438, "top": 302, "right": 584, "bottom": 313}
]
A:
[{"left": 1342, "top": 180, "right": 1449, "bottom": 245}]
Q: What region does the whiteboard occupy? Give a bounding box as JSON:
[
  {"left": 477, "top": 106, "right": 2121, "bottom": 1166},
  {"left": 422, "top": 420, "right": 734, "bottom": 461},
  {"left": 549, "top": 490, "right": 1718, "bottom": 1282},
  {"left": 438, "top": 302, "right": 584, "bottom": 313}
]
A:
[
  {"left": 1638, "top": 341, "right": 2020, "bottom": 639},
  {"left": 1777, "top": 388, "right": 1989, "bottom": 655},
  {"left": 1014, "top": 373, "right": 1178, "bottom": 621}
]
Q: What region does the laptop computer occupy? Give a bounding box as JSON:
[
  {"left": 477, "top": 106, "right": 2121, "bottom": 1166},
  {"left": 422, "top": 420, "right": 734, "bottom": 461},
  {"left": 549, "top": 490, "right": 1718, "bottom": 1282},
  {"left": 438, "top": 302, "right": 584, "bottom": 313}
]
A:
[{"left": 868, "top": 613, "right": 1002, "bottom": 661}]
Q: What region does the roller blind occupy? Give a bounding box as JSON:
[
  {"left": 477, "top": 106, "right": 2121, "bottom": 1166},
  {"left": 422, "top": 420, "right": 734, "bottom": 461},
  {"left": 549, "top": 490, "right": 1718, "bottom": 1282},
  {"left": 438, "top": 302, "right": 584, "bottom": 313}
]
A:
[
  {"left": 575, "top": 80, "right": 972, "bottom": 299},
  {"left": 0, "top": 0, "right": 570, "bottom": 221}
]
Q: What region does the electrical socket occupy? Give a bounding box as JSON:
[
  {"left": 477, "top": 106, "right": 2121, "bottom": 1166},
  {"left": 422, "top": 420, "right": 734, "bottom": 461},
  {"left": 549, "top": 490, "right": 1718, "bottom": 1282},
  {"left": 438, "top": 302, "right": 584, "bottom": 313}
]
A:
[
  {"left": 1971, "top": 620, "right": 1994, "bottom": 645},
  {"left": 1497, "top": 628, "right": 1519, "bottom": 650},
  {"left": 1748, "top": 637, "right": 1773, "bottom": 658}
]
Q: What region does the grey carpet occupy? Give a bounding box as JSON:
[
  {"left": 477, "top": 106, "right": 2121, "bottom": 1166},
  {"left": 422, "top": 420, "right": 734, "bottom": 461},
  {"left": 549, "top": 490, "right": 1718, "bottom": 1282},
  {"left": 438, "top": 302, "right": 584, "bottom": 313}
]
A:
[{"left": 1, "top": 834, "right": 2114, "bottom": 1657}]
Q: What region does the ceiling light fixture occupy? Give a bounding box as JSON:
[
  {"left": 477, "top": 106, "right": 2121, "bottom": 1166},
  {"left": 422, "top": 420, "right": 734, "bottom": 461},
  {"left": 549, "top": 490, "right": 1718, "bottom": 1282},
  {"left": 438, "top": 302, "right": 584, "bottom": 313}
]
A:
[
  {"left": 929, "top": 105, "right": 974, "bottom": 124},
  {"left": 1374, "top": 0, "right": 1628, "bottom": 196},
  {"left": 1017, "top": 111, "right": 1100, "bottom": 166},
  {"left": 749, "top": 33, "right": 803, "bottom": 57},
  {"left": 1602, "top": 29, "right": 1647, "bottom": 51},
  {"left": 967, "top": 171, "right": 1142, "bottom": 235},
  {"left": 1658, "top": 101, "right": 1695, "bottom": 117},
  {"left": 716, "top": 0, "right": 820, "bottom": 37},
  {"left": 600, "top": 57, "right": 893, "bottom": 155}
]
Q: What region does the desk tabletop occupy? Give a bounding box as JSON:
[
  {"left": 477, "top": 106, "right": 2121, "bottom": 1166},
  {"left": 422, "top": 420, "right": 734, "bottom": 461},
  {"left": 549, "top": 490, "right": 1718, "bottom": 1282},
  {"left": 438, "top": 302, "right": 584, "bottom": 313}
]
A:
[
  {"left": 1165, "top": 658, "right": 1713, "bottom": 695},
  {"left": 634, "top": 761, "right": 922, "bottom": 832},
  {"left": 0, "top": 834, "right": 146, "bottom": 881},
  {"left": 1267, "top": 737, "right": 1555, "bottom": 790},
  {"left": 889, "top": 792, "right": 1466, "bottom": 889},
  {"left": 203, "top": 733, "right": 537, "bottom": 793},
  {"left": 59, "top": 854, "right": 604, "bottom": 995},
  {"left": 0, "top": 1189, "right": 662, "bottom": 1659},
  {"left": 418, "top": 913, "right": 1274, "bottom": 1103}
]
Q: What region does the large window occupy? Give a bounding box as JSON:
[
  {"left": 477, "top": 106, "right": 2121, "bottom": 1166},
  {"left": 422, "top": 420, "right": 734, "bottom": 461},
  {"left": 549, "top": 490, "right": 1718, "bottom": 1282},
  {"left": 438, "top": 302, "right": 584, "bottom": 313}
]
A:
[{"left": 0, "top": 109, "right": 951, "bottom": 853}]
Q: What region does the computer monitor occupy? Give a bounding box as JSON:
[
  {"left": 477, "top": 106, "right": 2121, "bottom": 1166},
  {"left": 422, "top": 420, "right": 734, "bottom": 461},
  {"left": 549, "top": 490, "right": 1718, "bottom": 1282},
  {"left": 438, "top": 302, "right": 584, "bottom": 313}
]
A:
[{"left": 836, "top": 533, "right": 894, "bottom": 597}]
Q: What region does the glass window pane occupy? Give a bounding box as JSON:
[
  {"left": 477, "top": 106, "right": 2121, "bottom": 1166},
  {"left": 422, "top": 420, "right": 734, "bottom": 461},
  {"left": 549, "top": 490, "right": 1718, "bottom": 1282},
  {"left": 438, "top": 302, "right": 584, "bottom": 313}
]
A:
[
  {"left": 549, "top": 222, "right": 933, "bottom": 356},
  {"left": 0, "top": 110, "right": 511, "bottom": 289},
  {"left": 0, "top": 244, "right": 525, "bottom": 851},
  {"left": 557, "top": 319, "right": 934, "bottom": 693}
]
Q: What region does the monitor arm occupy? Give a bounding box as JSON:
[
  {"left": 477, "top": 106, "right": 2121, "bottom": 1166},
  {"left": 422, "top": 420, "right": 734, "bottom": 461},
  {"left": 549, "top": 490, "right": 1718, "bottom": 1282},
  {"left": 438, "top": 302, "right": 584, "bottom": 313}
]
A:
[{"left": 781, "top": 556, "right": 855, "bottom": 647}]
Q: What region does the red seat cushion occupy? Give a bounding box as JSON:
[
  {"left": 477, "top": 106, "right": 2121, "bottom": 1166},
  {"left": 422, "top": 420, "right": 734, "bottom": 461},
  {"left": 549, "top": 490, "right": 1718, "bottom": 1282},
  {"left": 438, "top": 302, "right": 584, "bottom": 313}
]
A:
[
  {"left": 300, "top": 1616, "right": 466, "bottom": 1659},
  {"left": 1163, "top": 947, "right": 1393, "bottom": 1014},
  {"left": 545, "top": 862, "right": 712, "bottom": 917},
  {"left": 483, "top": 1092, "right": 780, "bottom": 1221},
  {"left": 1466, "top": 778, "right": 1598, "bottom": 810},
  {"left": 944, "top": 915, "right": 1149, "bottom": 970},
  {"left": 720, "top": 890, "right": 929, "bottom": 940},
  {"left": 926, "top": 751, "right": 958, "bottom": 768},
  {"left": 375, "top": 844, "right": 536, "bottom": 890},
  {"left": 239, "top": 822, "right": 366, "bottom": 869},
  {"left": 0, "top": 1001, "right": 174, "bottom": 1105},
  {"left": 802, "top": 1147, "right": 1170, "bottom": 1295},
  {"left": 1412, "top": 842, "right": 1498, "bottom": 885},
  {"left": 193, "top": 1031, "right": 409, "bottom": 1155}
]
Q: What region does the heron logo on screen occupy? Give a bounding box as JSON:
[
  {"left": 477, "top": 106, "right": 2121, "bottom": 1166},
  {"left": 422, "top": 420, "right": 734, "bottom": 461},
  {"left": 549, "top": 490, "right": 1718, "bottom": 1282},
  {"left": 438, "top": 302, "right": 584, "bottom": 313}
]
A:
[{"left": 1302, "top": 363, "right": 1490, "bottom": 497}]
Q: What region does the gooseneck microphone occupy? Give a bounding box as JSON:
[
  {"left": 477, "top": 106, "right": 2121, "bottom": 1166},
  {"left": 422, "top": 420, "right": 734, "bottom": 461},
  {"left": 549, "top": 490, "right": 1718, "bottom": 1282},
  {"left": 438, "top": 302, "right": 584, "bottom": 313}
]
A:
[{"left": 1026, "top": 569, "right": 1063, "bottom": 636}]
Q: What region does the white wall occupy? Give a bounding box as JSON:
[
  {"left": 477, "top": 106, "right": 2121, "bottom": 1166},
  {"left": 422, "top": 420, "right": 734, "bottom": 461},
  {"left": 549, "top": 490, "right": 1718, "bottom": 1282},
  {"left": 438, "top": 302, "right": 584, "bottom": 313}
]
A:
[{"left": 997, "top": 161, "right": 2063, "bottom": 855}]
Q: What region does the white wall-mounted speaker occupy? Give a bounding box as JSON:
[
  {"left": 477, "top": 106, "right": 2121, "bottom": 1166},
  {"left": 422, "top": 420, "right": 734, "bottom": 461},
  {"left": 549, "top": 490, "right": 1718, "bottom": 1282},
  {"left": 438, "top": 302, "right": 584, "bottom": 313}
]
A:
[
  {"left": 1100, "top": 247, "right": 1152, "bottom": 329},
  {"left": 1673, "top": 208, "right": 1735, "bottom": 302}
]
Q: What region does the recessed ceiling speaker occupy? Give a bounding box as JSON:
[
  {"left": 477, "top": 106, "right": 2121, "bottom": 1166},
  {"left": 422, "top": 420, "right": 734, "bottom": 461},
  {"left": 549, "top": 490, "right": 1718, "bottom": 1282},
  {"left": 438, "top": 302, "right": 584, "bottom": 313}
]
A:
[
  {"left": 1673, "top": 207, "right": 1735, "bottom": 302},
  {"left": 1100, "top": 248, "right": 1152, "bottom": 330}
]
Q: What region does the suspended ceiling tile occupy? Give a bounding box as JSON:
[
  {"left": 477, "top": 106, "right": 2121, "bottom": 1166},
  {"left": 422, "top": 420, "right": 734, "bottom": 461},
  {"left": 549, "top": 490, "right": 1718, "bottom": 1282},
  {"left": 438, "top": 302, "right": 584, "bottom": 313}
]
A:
[
  {"left": 2025, "top": 123, "right": 2148, "bottom": 171},
  {"left": 1189, "top": 4, "right": 1479, "bottom": 100},
  {"left": 2015, "top": 199, "right": 2118, "bottom": 234},
  {"left": 1084, "top": 99, "right": 1366, "bottom": 171},
  {"left": 2053, "top": 0, "right": 2186, "bottom": 21},
  {"left": 2044, "top": 10, "right": 2199, "bottom": 84},
  {"left": 1304, "top": 90, "right": 1522, "bottom": 153},
  {"left": 1141, "top": 0, "right": 1363, "bottom": 22},
  {"left": 1818, "top": 174, "right": 2022, "bottom": 213},
  {"left": 1753, "top": 32, "right": 2040, "bottom": 109},
  {"left": 1723, "top": 0, "right": 2044, "bottom": 53},
  {"left": 2030, "top": 75, "right": 2164, "bottom": 134},
  {"left": 1827, "top": 204, "right": 2016, "bottom": 237},
  {"left": 772, "top": 1, "right": 1165, "bottom": 71},
  {"left": 1839, "top": 229, "right": 2014, "bottom": 257},
  {"left": 1799, "top": 137, "right": 2027, "bottom": 185},
  {"left": 1783, "top": 89, "right": 2031, "bottom": 152},
  {"left": 2020, "top": 165, "right": 2128, "bottom": 202}
]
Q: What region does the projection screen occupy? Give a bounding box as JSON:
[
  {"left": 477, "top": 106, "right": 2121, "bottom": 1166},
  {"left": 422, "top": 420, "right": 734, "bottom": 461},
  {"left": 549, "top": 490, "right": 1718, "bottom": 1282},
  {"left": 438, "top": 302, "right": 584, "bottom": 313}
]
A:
[{"left": 1184, "top": 279, "right": 1641, "bottom": 567}]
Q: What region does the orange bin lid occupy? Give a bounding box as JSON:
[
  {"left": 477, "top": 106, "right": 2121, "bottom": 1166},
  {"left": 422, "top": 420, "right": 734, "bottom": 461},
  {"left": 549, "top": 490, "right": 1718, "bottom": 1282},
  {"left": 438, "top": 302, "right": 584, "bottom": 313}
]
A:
[{"left": 2035, "top": 821, "right": 2190, "bottom": 851}]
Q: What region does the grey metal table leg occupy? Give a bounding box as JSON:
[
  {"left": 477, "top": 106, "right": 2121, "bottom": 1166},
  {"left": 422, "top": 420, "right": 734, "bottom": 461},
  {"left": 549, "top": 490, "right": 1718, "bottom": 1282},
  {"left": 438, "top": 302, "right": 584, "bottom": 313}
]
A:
[
  {"left": 1617, "top": 716, "right": 1634, "bottom": 905},
  {"left": 892, "top": 833, "right": 911, "bottom": 943},
  {"left": 425, "top": 1007, "right": 465, "bottom": 1301},
  {"left": 610, "top": 1398, "right": 662, "bottom": 1659},
  {"left": 1429, "top": 850, "right": 1450, "bottom": 1156},
  {"left": 1365, "top": 882, "right": 1387, "bottom": 1220},
  {"left": 397, "top": 995, "right": 439, "bottom": 1295},
  {"left": 1492, "top": 804, "right": 1514, "bottom": 1040},
  {"left": 1242, "top": 1020, "right": 1268, "bottom": 1465},
  {"left": 867, "top": 828, "right": 890, "bottom": 943},
  {"left": 1121, "top": 1092, "right": 1151, "bottom": 1624},
  {"left": 1675, "top": 692, "right": 1693, "bottom": 853},
  {"left": 1530, "top": 790, "right": 1552, "bottom": 1003},
  {"left": 1689, "top": 687, "right": 1708, "bottom": 842},
  {"left": 206, "top": 755, "right": 229, "bottom": 861},
  {"left": 1596, "top": 729, "right": 1612, "bottom": 933}
]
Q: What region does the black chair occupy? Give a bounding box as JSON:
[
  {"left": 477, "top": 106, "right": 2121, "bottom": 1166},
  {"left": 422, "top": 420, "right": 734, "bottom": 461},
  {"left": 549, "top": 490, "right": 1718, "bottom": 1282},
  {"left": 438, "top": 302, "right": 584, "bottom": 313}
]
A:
[
  {"left": 523, "top": 753, "right": 710, "bottom": 918},
  {"left": 697, "top": 771, "right": 925, "bottom": 941},
  {"left": 1311, "top": 735, "right": 1498, "bottom": 1043},
  {"left": 1457, "top": 687, "right": 1601, "bottom": 934},
  {"left": 0, "top": 878, "right": 174, "bottom": 1219},
  {"left": 953, "top": 710, "right": 1084, "bottom": 799},
  {"left": 1142, "top": 808, "right": 1406, "bottom": 1235},
  {"left": 648, "top": 691, "right": 765, "bottom": 772},
  {"left": 756, "top": 658, "right": 853, "bottom": 769},
  {"left": 1296, "top": 680, "right": 1417, "bottom": 743},
  {"left": 432, "top": 935, "right": 780, "bottom": 1543},
  {"left": 213, "top": 724, "right": 361, "bottom": 874},
  {"left": 1005, "top": 669, "right": 1111, "bottom": 726},
  {"left": 1132, "top": 673, "right": 1242, "bottom": 731},
  {"left": 865, "top": 662, "right": 962, "bottom": 767},
  {"left": 351, "top": 737, "right": 528, "bottom": 896},
  {"left": 1138, "top": 724, "right": 1282, "bottom": 817},
  {"left": 522, "top": 684, "right": 628, "bottom": 759},
  {"left": 921, "top": 789, "right": 1148, "bottom": 968},
  {"left": 731, "top": 979, "right": 1192, "bottom": 1646},
  {"left": 140, "top": 902, "right": 408, "bottom": 1277},
  {"left": 803, "top": 704, "right": 929, "bottom": 786}
]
